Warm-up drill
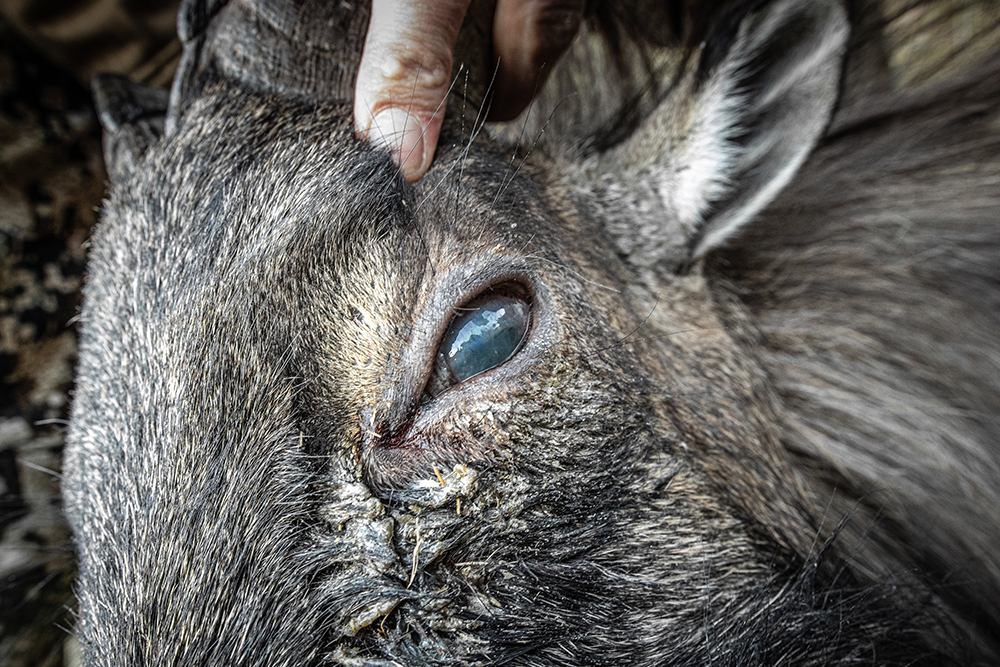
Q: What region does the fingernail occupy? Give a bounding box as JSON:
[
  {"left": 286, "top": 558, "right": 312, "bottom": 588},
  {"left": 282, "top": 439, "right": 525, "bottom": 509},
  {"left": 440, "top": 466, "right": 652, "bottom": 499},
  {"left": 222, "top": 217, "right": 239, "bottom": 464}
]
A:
[{"left": 368, "top": 108, "right": 426, "bottom": 181}]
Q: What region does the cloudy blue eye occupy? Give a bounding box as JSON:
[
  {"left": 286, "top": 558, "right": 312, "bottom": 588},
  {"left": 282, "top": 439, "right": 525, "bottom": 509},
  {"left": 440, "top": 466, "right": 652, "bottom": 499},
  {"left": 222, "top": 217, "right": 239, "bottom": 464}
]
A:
[{"left": 431, "top": 292, "right": 531, "bottom": 392}]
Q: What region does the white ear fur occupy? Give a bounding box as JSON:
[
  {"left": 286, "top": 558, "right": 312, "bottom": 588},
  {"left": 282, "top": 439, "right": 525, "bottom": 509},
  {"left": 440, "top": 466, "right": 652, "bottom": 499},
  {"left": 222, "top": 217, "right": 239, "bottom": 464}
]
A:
[
  {"left": 690, "top": 0, "right": 850, "bottom": 258},
  {"left": 592, "top": 0, "right": 849, "bottom": 272}
]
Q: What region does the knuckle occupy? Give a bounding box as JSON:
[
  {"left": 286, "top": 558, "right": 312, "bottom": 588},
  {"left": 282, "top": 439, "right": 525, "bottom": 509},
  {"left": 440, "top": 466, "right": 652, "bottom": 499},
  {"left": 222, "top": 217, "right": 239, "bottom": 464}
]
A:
[{"left": 384, "top": 48, "right": 453, "bottom": 91}]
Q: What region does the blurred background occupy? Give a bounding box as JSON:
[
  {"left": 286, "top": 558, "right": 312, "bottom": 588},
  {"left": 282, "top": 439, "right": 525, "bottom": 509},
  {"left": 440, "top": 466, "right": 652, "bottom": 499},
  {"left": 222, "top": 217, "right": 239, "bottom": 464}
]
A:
[
  {"left": 0, "top": 1, "right": 997, "bottom": 665},
  {"left": 0, "top": 2, "right": 179, "bottom": 665}
]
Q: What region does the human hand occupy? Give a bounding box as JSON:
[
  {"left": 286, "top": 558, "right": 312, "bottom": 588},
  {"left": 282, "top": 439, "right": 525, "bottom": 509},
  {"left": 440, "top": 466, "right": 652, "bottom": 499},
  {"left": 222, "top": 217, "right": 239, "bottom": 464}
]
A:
[{"left": 354, "top": 0, "right": 585, "bottom": 182}]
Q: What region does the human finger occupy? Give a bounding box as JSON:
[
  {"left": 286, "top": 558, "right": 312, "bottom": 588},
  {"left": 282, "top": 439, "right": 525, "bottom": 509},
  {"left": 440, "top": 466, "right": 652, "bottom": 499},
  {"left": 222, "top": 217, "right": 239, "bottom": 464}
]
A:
[
  {"left": 489, "top": 0, "right": 585, "bottom": 121},
  {"left": 355, "top": 0, "right": 472, "bottom": 182}
]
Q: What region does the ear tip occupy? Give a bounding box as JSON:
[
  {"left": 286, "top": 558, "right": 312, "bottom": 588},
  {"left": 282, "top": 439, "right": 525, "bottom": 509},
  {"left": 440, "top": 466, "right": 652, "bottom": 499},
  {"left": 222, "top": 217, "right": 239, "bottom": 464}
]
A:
[
  {"left": 177, "top": 0, "right": 230, "bottom": 43},
  {"left": 92, "top": 74, "right": 170, "bottom": 135},
  {"left": 92, "top": 74, "right": 170, "bottom": 182},
  {"left": 91, "top": 74, "right": 129, "bottom": 133}
]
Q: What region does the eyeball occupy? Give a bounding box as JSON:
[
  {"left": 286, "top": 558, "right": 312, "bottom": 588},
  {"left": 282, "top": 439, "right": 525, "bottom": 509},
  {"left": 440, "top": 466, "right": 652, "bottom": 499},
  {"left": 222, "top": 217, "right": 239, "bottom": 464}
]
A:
[{"left": 426, "top": 288, "right": 531, "bottom": 396}]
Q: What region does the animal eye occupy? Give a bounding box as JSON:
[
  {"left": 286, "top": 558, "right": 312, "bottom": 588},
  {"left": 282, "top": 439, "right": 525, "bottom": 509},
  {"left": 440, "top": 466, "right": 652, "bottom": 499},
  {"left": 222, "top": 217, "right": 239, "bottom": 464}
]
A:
[{"left": 427, "top": 290, "right": 531, "bottom": 395}]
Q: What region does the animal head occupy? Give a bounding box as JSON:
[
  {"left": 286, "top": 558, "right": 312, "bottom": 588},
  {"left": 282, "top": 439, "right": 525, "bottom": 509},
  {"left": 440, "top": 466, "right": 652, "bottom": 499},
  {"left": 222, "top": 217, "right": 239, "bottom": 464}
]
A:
[{"left": 63, "top": 0, "right": 1000, "bottom": 664}]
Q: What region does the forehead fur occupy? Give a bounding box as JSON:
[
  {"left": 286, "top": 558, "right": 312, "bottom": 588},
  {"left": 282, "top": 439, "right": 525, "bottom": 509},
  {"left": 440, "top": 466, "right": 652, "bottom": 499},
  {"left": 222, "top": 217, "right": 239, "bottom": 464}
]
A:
[{"left": 64, "top": 83, "right": 418, "bottom": 662}]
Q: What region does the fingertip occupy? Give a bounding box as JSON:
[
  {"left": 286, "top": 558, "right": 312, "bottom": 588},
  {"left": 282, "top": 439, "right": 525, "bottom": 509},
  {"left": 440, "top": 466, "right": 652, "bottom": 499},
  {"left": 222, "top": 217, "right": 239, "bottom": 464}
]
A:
[
  {"left": 354, "top": 0, "right": 470, "bottom": 180},
  {"left": 367, "top": 107, "right": 441, "bottom": 182}
]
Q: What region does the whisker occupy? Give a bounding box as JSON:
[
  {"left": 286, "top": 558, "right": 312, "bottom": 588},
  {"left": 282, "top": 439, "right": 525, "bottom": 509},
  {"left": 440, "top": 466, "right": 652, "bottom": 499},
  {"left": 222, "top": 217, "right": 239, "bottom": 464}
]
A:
[
  {"left": 490, "top": 91, "right": 577, "bottom": 215},
  {"left": 578, "top": 326, "right": 724, "bottom": 360},
  {"left": 619, "top": 295, "right": 660, "bottom": 347},
  {"left": 416, "top": 63, "right": 499, "bottom": 212},
  {"left": 33, "top": 418, "right": 70, "bottom": 427},
  {"left": 25, "top": 565, "right": 72, "bottom": 601},
  {"left": 526, "top": 254, "right": 620, "bottom": 292},
  {"left": 18, "top": 459, "right": 63, "bottom": 479},
  {"left": 489, "top": 68, "right": 550, "bottom": 213},
  {"left": 451, "top": 63, "right": 502, "bottom": 230},
  {"left": 363, "top": 65, "right": 470, "bottom": 278},
  {"left": 449, "top": 67, "right": 472, "bottom": 229},
  {"left": 406, "top": 65, "right": 465, "bottom": 277},
  {"left": 398, "top": 64, "right": 465, "bottom": 174}
]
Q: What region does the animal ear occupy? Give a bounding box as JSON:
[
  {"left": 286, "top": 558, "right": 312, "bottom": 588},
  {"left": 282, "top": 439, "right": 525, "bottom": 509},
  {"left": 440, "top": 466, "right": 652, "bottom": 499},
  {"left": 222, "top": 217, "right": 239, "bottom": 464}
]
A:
[
  {"left": 167, "top": 0, "right": 369, "bottom": 133},
  {"left": 92, "top": 74, "right": 169, "bottom": 183},
  {"left": 594, "top": 0, "right": 849, "bottom": 272}
]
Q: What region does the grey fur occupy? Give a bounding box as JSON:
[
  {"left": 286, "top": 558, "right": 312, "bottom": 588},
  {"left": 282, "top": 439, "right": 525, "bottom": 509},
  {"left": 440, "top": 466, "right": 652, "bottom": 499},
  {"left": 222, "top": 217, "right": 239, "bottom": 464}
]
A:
[{"left": 65, "top": 0, "right": 1000, "bottom": 665}]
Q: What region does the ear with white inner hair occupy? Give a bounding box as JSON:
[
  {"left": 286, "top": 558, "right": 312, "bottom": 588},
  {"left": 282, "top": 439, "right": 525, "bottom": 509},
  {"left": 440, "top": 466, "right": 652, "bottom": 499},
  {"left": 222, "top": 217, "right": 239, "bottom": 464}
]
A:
[{"left": 587, "top": 0, "right": 849, "bottom": 273}]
